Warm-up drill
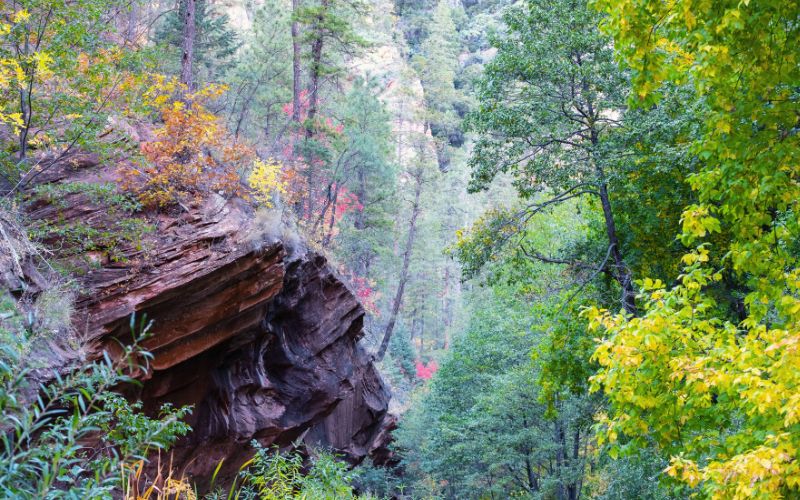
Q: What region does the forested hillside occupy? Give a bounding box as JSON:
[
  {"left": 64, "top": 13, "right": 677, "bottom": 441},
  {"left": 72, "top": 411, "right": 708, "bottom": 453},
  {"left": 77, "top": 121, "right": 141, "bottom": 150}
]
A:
[{"left": 0, "top": 0, "right": 797, "bottom": 498}]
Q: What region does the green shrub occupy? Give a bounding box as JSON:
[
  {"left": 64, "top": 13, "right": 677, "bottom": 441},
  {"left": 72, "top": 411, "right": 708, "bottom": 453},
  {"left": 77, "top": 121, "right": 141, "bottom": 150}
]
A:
[
  {"left": 0, "top": 312, "right": 192, "bottom": 498},
  {"left": 352, "top": 462, "right": 405, "bottom": 499},
  {"left": 231, "top": 442, "right": 381, "bottom": 500},
  {"left": 25, "top": 182, "right": 155, "bottom": 264}
]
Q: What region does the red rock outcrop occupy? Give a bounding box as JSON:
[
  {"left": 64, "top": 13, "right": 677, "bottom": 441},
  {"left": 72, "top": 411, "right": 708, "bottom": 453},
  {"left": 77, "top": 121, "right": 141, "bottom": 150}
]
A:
[{"left": 21, "top": 157, "right": 392, "bottom": 483}]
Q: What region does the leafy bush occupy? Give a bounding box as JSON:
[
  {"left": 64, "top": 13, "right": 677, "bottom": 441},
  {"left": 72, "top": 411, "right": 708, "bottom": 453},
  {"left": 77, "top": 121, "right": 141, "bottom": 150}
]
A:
[
  {"left": 0, "top": 311, "right": 192, "bottom": 498},
  {"left": 0, "top": 1, "right": 154, "bottom": 190},
  {"left": 352, "top": 462, "right": 405, "bottom": 499},
  {"left": 120, "top": 77, "right": 253, "bottom": 208},
  {"left": 232, "top": 442, "right": 379, "bottom": 499},
  {"left": 248, "top": 159, "right": 288, "bottom": 209}
]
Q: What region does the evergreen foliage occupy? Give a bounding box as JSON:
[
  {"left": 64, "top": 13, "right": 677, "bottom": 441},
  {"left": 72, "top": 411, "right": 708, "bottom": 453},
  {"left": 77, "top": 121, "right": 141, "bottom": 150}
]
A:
[
  {"left": 412, "top": 0, "right": 463, "bottom": 170},
  {"left": 153, "top": 0, "right": 239, "bottom": 84},
  {"left": 224, "top": 0, "right": 293, "bottom": 143}
]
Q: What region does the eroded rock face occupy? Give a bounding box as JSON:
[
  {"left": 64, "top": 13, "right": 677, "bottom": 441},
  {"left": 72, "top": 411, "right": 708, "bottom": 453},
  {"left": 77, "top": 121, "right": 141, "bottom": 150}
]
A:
[
  {"left": 139, "top": 254, "right": 389, "bottom": 481},
  {"left": 22, "top": 159, "right": 391, "bottom": 483}
]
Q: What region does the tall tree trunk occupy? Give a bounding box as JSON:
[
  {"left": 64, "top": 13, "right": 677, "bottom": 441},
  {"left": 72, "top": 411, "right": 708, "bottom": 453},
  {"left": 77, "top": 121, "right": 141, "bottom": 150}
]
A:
[
  {"left": 581, "top": 84, "right": 636, "bottom": 316},
  {"left": 555, "top": 417, "right": 566, "bottom": 500},
  {"left": 354, "top": 166, "right": 367, "bottom": 230},
  {"left": 409, "top": 308, "right": 419, "bottom": 343},
  {"left": 441, "top": 200, "right": 459, "bottom": 349},
  {"left": 354, "top": 165, "right": 371, "bottom": 276},
  {"left": 322, "top": 186, "right": 338, "bottom": 247},
  {"left": 588, "top": 122, "right": 636, "bottom": 316},
  {"left": 442, "top": 265, "right": 451, "bottom": 349},
  {"left": 306, "top": 0, "right": 328, "bottom": 138},
  {"left": 419, "top": 311, "right": 425, "bottom": 354},
  {"left": 571, "top": 428, "right": 582, "bottom": 500},
  {"left": 18, "top": 79, "right": 31, "bottom": 160},
  {"left": 376, "top": 165, "right": 423, "bottom": 361},
  {"left": 291, "top": 0, "right": 302, "bottom": 122},
  {"left": 311, "top": 182, "right": 334, "bottom": 236},
  {"left": 596, "top": 181, "right": 636, "bottom": 315},
  {"left": 522, "top": 416, "right": 539, "bottom": 492},
  {"left": 17, "top": 31, "right": 32, "bottom": 160},
  {"left": 525, "top": 455, "right": 537, "bottom": 492},
  {"left": 180, "top": 0, "right": 196, "bottom": 90},
  {"left": 591, "top": 159, "right": 635, "bottom": 315}
]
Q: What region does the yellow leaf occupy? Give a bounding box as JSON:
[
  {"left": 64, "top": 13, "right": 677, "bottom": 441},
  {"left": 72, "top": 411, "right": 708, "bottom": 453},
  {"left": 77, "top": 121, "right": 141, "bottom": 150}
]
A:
[{"left": 13, "top": 10, "right": 30, "bottom": 24}]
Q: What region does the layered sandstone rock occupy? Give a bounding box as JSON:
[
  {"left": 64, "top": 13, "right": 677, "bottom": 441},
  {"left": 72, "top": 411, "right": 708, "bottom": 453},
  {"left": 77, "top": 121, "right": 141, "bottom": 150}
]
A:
[{"left": 21, "top": 157, "right": 392, "bottom": 483}]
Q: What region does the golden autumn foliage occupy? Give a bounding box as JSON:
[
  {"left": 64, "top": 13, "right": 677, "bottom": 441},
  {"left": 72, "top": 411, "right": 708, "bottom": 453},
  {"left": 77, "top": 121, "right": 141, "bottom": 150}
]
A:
[
  {"left": 0, "top": 9, "right": 41, "bottom": 132},
  {"left": 121, "top": 77, "right": 253, "bottom": 208},
  {"left": 248, "top": 159, "right": 288, "bottom": 208}
]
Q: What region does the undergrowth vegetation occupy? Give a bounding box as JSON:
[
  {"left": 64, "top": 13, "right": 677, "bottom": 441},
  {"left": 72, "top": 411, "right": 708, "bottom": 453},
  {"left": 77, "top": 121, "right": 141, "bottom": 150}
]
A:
[
  {"left": 224, "top": 442, "right": 379, "bottom": 500},
  {"left": 0, "top": 311, "right": 191, "bottom": 498}
]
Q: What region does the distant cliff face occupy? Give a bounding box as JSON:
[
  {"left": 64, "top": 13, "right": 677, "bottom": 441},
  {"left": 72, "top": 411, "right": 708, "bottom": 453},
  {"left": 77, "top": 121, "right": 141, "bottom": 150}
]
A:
[{"left": 23, "top": 157, "right": 392, "bottom": 483}]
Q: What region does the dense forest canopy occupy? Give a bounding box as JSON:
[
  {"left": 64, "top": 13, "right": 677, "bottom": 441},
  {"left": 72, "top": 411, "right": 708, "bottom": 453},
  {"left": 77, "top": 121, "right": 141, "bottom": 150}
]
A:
[{"left": 0, "top": 0, "right": 798, "bottom": 498}]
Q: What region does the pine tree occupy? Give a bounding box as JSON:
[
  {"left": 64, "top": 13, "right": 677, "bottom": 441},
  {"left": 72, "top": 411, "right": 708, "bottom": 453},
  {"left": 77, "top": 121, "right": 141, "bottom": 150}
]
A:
[
  {"left": 224, "top": 0, "right": 293, "bottom": 144},
  {"left": 295, "top": 0, "right": 367, "bottom": 137},
  {"left": 154, "top": 0, "right": 239, "bottom": 85},
  {"left": 413, "top": 0, "right": 463, "bottom": 171},
  {"left": 332, "top": 78, "right": 397, "bottom": 278}
]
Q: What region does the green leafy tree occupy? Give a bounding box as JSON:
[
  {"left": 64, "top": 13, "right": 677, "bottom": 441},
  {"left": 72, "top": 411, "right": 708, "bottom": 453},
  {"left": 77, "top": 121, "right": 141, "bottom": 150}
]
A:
[
  {"left": 0, "top": 1, "right": 142, "bottom": 190},
  {"left": 588, "top": 0, "right": 800, "bottom": 497},
  {"left": 604, "top": 84, "right": 703, "bottom": 283},
  {"left": 466, "top": 0, "right": 637, "bottom": 314}
]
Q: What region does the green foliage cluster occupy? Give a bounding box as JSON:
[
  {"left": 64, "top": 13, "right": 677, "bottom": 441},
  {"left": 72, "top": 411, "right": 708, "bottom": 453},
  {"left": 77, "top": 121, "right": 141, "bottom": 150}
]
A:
[
  {"left": 399, "top": 0, "right": 800, "bottom": 497},
  {"left": 467, "top": 0, "right": 623, "bottom": 196},
  {"left": 412, "top": 0, "right": 464, "bottom": 169},
  {"left": 0, "top": 310, "right": 191, "bottom": 498},
  {"left": 586, "top": 0, "right": 800, "bottom": 496},
  {"left": 352, "top": 461, "right": 405, "bottom": 498},
  {"left": 396, "top": 282, "right": 598, "bottom": 499},
  {"left": 224, "top": 0, "right": 293, "bottom": 142},
  {"left": 232, "top": 442, "right": 379, "bottom": 499},
  {"left": 0, "top": 0, "right": 154, "bottom": 189},
  {"left": 328, "top": 78, "right": 398, "bottom": 274},
  {"left": 295, "top": 0, "right": 369, "bottom": 78}
]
